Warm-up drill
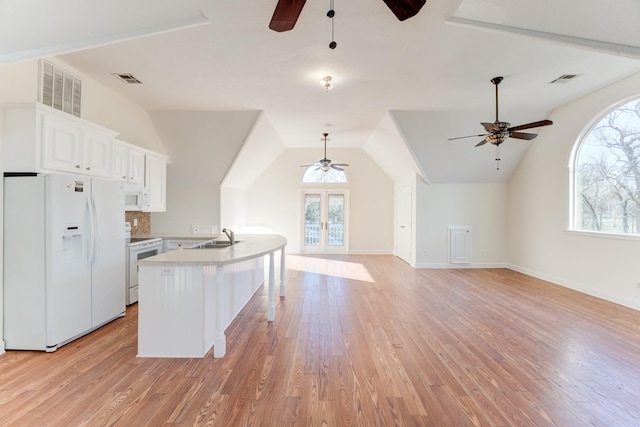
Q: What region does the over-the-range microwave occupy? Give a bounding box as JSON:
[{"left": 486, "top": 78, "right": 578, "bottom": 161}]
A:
[{"left": 123, "top": 182, "right": 145, "bottom": 211}]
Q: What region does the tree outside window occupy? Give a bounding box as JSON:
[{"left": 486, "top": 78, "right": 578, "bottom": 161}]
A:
[{"left": 575, "top": 98, "right": 640, "bottom": 235}]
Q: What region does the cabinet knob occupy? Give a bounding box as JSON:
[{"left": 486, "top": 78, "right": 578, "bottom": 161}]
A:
[
  {"left": 122, "top": 176, "right": 127, "bottom": 179},
  {"left": 86, "top": 167, "right": 91, "bottom": 171},
  {"left": 75, "top": 164, "right": 81, "bottom": 168}
]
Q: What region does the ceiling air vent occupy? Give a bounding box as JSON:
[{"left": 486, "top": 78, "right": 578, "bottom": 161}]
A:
[
  {"left": 39, "top": 60, "right": 82, "bottom": 117},
  {"left": 112, "top": 73, "right": 143, "bottom": 84},
  {"left": 549, "top": 74, "right": 579, "bottom": 84}
]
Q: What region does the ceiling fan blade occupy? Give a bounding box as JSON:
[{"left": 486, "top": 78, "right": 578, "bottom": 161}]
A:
[
  {"left": 475, "top": 138, "right": 489, "bottom": 147},
  {"left": 449, "top": 133, "right": 489, "bottom": 141},
  {"left": 509, "top": 131, "right": 538, "bottom": 141},
  {"left": 332, "top": 163, "right": 349, "bottom": 167},
  {"left": 508, "top": 119, "right": 553, "bottom": 132},
  {"left": 330, "top": 165, "right": 344, "bottom": 171},
  {"left": 269, "top": 0, "right": 306, "bottom": 32},
  {"left": 382, "top": 0, "right": 426, "bottom": 21},
  {"left": 481, "top": 122, "right": 499, "bottom": 132},
  {"left": 300, "top": 164, "right": 315, "bottom": 167}
]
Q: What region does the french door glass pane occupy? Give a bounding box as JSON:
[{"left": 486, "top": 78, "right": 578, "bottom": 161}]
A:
[
  {"left": 304, "top": 194, "right": 321, "bottom": 246},
  {"left": 327, "top": 194, "right": 344, "bottom": 246}
]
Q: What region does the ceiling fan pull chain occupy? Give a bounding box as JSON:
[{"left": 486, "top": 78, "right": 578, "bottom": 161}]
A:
[
  {"left": 495, "top": 146, "right": 501, "bottom": 170},
  {"left": 328, "top": 0, "right": 337, "bottom": 49}
]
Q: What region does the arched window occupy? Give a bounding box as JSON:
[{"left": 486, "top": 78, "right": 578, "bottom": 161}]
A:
[
  {"left": 302, "top": 165, "right": 347, "bottom": 183},
  {"left": 573, "top": 98, "right": 640, "bottom": 235}
]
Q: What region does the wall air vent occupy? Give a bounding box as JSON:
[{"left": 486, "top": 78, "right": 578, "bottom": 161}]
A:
[
  {"left": 112, "top": 73, "right": 143, "bottom": 84},
  {"left": 549, "top": 74, "right": 580, "bottom": 84},
  {"left": 39, "top": 60, "right": 82, "bottom": 117}
]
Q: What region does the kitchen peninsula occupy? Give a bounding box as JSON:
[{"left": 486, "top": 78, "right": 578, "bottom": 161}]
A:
[{"left": 136, "top": 234, "right": 286, "bottom": 358}]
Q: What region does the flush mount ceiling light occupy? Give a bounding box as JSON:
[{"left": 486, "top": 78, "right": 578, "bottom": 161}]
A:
[{"left": 321, "top": 76, "right": 333, "bottom": 92}]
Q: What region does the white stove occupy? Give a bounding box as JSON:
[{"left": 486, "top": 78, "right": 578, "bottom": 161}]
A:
[{"left": 125, "top": 223, "right": 163, "bottom": 305}]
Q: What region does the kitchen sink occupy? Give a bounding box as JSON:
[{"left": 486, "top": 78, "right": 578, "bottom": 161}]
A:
[{"left": 187, "top": 240, "right": 242, "bottom": 249}]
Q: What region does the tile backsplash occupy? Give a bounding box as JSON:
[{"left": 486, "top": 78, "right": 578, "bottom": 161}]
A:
[{"left": 125, "top": 211, "right": 151, "bottom": 235}]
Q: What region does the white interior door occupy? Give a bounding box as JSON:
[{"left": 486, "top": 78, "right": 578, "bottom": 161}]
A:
[
  {"left": 395, "top": 185, "right": 412, "bottom": 264},
  {"left": 302, "top": 190, "right": 348, "bottom": 253}
]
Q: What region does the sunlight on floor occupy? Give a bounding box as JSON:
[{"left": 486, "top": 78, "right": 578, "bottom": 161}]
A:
[{"left": 287, "top": 255, "right": 375, "bottom": 283}]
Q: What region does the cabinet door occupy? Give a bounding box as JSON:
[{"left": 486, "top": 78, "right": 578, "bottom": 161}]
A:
[
  {"left": 112, "top": 143, "right": 129, "bottom": 182},
  {"left": 144, "top": 154, "right": 167, "bottom": 212},
  {"left": 128, "top": 149, "right": 146, "bottom": 185},
  {"left": 41, "top": 113, "right": 84, "bottom": 173},
  {"left": 83, "top": 128, "right": 113, "bottom": 177}
]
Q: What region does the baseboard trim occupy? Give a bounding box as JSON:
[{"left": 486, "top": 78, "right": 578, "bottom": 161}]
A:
[
  {"left": 415, "top": 262, "right": 509, "bottom": 269},
  {"left": 507, "top": 263, "right": 640, "bottom": 312}
]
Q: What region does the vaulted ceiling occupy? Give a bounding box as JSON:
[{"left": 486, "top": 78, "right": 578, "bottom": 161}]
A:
[{"left": 3, "top": 0, "right": 640, "bottom": 183}]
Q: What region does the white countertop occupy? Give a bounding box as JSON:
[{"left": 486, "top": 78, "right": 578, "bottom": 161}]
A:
[{"left": 136, "top": 234, "right": 287, "bottom": 266}]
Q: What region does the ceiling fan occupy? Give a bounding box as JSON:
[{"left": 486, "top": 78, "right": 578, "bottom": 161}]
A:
[
  {"left": 448, "top": 76, "right": 553, "bottom": 148},
  {"left": 269, "top": 0, "right": 426, "bottom": 32},
  {"left": 301, "top": 132, "right": 349, "bottom": 171}
]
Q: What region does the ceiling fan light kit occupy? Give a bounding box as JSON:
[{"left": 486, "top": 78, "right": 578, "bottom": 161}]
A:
[
  {"left": 321, "top": 76, "right": 333, "bottom": 91},
  {"left": 449, "top": 76, "right": 554, "bottom": 169}
]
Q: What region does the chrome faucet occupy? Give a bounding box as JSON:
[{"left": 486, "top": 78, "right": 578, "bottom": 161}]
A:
[{"left": 222, "top": 228, "right": 235, "bottom": 245}]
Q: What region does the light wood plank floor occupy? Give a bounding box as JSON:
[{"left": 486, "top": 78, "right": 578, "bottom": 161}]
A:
[{"left": 1, "top": 255, "right": 640, "bottom": 426}]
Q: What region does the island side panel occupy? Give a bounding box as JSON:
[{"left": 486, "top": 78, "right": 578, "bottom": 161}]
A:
[
  {"left": 138, "top": 257, "right": 266, "bottom": 359},
  {"left": 224, "top": 257, "right": 265, "bottom": 327},
  {"left": 138, "top": 265, "right": 211, "bottom": 358}
]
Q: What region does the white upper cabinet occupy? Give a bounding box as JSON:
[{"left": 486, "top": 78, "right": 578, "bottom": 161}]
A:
[
  {"left": 144, "top": 153, "right": 167, "bottom": 212},
  {"left": 113, "top": 142, "right": 129, "bottom": 181},
  {"left": 128, "top": 149, "right": 145, "bottom": 185},
  {"left": 82, "top": 127, "right": 113, "bottom": 177},
  {"left": 3, "top": 103, "right": 116, "bottom": 177},
  {"left": 40, "top": 113, "right": 84, "bottom": 173},
  {"left": 113, "top": 140, "right": 146, "bottom": 184}
]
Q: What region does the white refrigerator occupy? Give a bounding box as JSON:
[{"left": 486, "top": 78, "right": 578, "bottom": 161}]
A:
[{"left": 3, "top": 173, "right": 125, "bottom": 351}]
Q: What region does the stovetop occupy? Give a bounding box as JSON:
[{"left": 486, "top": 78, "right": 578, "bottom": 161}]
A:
[
  {"left": 126, "top": 236, "right": 163, "bottom": 248},
  {"left": 129, "top": 237, "right": 153, "bottom": 243}
]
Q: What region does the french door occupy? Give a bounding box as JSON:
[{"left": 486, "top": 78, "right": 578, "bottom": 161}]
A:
[{"left": 302, "top": 190, "right": 348, "bottom": 253}]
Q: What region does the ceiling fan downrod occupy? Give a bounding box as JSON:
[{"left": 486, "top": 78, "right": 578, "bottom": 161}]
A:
[
  {"left": 491, "top": 76, "right": 503, "bottom": 122},
  {"left": 323, "top": 132, "right": 329, "bottom": 159}
]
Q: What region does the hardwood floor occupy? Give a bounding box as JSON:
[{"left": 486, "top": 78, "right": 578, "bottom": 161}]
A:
[{"left": 1, "top": 255, "right": 640, "bottom": 426}]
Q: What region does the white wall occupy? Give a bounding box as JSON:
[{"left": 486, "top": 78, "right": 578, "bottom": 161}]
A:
[
  {"left": 148, "top": 110, "right": 260, "bottom": 234},
  {"left": 508, "top": 72, "right": 640, "bottom": 311},
  {"left": 242, "top": 148, "right": 394, "bottom": 254},
  {"left": 415, "top": 182, "right": 509, "bottom": 267},
  {"left": 220, "top": 186, "right": 247, "bottom": 231}
]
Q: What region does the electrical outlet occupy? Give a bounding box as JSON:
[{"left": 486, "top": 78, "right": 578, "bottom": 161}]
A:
[{"left": 133, "top": 218, "right": 138, "bottom": 227}]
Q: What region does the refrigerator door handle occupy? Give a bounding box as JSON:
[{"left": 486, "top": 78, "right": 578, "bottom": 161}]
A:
[
  {"left": 86, "top": 197, "right": 93, "bottom": 264},
  {"left": 87, "top": 195, "right": 97, "bottom": 265},
  {"left": 92, "top": 196, "right": 100, "bottom": 265}
]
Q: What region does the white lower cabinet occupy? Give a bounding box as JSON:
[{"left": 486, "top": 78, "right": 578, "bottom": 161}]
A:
[
  {"left": 163, "top": 238, "right": 212, "bottom": 251},
  {"left": 163, "top": 240, "right": 197, "bottom": 251}
]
